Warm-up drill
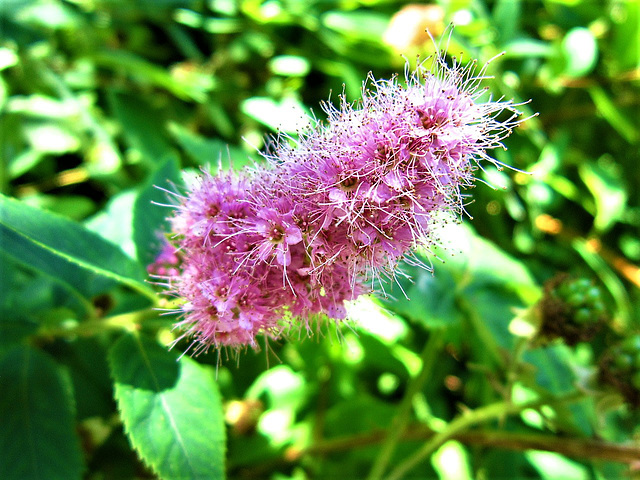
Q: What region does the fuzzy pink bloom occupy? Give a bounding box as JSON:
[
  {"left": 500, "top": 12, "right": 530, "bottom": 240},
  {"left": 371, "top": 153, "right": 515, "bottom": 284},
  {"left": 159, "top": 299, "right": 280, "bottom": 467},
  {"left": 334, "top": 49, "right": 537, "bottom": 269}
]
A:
[{"left": 162, "top": 50, "right": 525, "bottom": 353}]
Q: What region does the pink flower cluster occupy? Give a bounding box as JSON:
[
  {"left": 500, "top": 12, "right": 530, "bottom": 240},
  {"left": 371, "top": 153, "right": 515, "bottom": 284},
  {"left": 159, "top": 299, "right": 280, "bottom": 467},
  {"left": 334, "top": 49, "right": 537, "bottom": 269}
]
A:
[{"left": 164, "top": 53, "right": 523, "bottom": 352}]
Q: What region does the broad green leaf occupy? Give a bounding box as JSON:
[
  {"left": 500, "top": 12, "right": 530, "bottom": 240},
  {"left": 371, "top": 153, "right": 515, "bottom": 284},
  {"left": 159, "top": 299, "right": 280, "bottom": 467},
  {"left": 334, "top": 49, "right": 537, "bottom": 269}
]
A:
[
  {"left": 133, "top": 157, "right": 183, "bottom": 267},
  {"left": 464, "top": 287, "right": 520, "bottom": 350},
  {"left": 21, "top": 194, "right": 95, "bottom": 221},
  {"left": 0, "top": 194, "right": 153, "bottom": 301},
  {"left": 436, "top": 222, "right": 539, "bottom": 302},
  {"left": 109, "top": 334, "right": 225, "bottom": 480},
  {"left": 0, "top": 317, "right": 38, "bottom": 349},
  {"left": 0, "top": 251, "right": 89, "bottom": 320},
  {"left": 0, "top": 345, "right": 84, "bottom": 480},
  {"left": 357, "top": 332, "right": 410, "bottom": 380}
]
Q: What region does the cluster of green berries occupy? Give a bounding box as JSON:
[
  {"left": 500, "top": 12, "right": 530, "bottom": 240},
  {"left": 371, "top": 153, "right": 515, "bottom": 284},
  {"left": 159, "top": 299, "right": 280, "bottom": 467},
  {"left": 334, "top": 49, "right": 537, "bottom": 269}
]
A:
[
  {"left": 597, "top": 334, "right": 640, "bottom": 407},
  {"left": 608, "top": 334, "right": 640, "bottom": 390},
  {"left": 538, "top": 274, "right": 606, "bottom": 345},
  {"left": 550, "top": 277, "right": 606, "bottom": 325}
]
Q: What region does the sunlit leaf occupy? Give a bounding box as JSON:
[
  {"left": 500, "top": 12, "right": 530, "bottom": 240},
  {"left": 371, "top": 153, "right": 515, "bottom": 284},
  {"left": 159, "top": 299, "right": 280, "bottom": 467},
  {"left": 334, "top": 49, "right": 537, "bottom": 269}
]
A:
[
  {"left": 22, "top": 121, "right": 80, "bottom": 154},
  {"left": 241, "top": 96, "right": 311, "bottom": 133},
  {"left": 562, "top": 27, "right": 598, "bottom": 78},
  {"left": 322, "top": 11, "right": 389, "bottom": 41},
  {"left": 579, "top": 158, "right": 627, "bottom": 233},
  {"left": 268, "top": 55, "right": 311, "bottom": 76},
  {"left": 7, "top": 94, "right": 79, "bottom": 118},
  {"left": 0, "top": 194, "right": 153, "bottom": 301},
  {"left": 525, "top": 451, "right": 590, "bottom": 480}
]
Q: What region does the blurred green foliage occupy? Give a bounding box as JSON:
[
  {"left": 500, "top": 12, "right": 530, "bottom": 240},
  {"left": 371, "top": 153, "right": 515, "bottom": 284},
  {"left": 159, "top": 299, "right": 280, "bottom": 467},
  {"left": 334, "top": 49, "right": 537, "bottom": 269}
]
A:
[{"left": 1, "top": 0, "right": 640, "bottom": 479}]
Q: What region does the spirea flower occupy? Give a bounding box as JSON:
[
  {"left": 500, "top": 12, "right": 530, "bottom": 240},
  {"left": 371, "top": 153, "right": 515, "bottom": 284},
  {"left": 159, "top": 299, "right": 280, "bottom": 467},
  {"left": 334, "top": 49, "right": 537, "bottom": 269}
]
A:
[{"left": 161, "top": 50, "right": 526, "bottom": 353}]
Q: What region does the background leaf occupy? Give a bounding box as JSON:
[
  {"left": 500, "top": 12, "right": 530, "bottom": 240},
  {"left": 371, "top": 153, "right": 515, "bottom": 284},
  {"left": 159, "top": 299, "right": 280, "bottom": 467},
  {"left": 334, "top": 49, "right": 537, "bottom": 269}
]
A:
[
  {"left": 0, "top": 345, "right": 84, "bottom": 480},
  {"left": 133, "top": 157, "right": 183, "bottom": 267}
]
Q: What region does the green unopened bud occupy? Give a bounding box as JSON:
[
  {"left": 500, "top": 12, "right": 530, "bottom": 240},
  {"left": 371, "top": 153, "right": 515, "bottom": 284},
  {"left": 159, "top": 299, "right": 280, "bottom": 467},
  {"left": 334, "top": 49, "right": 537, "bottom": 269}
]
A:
[
  {"left": 599, "top": 333, "right": 640, "bottom": 407},
  {"left": 538, "top": 274, "right": 607, "bottom": 345}
]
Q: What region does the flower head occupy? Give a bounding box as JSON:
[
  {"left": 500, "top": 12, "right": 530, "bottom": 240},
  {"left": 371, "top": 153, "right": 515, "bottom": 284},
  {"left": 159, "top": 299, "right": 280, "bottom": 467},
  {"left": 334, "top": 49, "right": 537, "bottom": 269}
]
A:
[{"left": 163, "top": 48, "right": 526, "bottom": 353}]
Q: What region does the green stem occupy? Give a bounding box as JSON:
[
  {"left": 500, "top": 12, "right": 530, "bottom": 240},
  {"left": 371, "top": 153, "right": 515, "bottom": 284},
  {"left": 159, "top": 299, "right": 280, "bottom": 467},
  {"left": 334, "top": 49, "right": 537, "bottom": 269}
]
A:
[
  {"left": 36, "top": 307, "right": 166, "bottom": 339},
  {"left": 297, "top": 425, "right": 640, "bottom": 464},
  {"left": 385, "top": 391, "right": 584, "bottom": 480},
  {"left": 366, "top": 328, "right": 445, "bottom": 480}
]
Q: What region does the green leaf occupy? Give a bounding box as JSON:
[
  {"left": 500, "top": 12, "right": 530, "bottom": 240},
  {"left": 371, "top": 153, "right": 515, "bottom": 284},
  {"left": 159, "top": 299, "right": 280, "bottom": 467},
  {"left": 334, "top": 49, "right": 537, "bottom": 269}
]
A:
[
  {"left": 525, "top": 451, "right": 590, "bottom": 480},
  {"left": 85, "top": 190, "right": 138, "bottom": 259},
  {"left": 523, "top": 345, "right": 575, "bottom": 395},
  {"left": 108, "top": 91, "right": 175, "bottom": 163},
  {"left": 168, "top": 122, "right": 256, "bottom": 170},
  {"left": 55, "top": 338, "right": 114, "bottom": 420},
  {"left": 503, "top": 38, "right": 553, "bottom": 59},
  {"left": 437, "top": 222, "right": 539, "bottom": 303},
  {"left": 492, "top": 0, "right": 521, "bottom": 44},
  {"left": 588, "top": 86, "right": 638, "bottom": 143},
  {"left": 21, "top": 194, "right": 96, "bottom": 221},
  {"left": 133, "top": 157, "right": 183, "bottom": 267},
  {"left": 268, "top": 55, "right": 311, "bottom": 77},
  {"left": 322, "top": 11, "right": 389, "bottom": 42},
  {"left": 0, "top": 345, "right": 84, "bottom": 480},
  {"left": 0, "top": 194, "right": 153, "bottom": 301},
  {"left": 21, "top": 120, "right": 80, "bottom": 154},
  {"left": 578, "top": 158, "right": 627, "bottom": 233},
  {"left": 109, "top": 334, "right": 226, "bottom": 480},
  {"left": 0, "top": 47, "right": 18, "bottom": 70},
  {"left": 92, "top": 51, "right": 208, "bottom": 102},
  {"left": 7, "top": 94, "right": 79, "bottom": 118},
  {"left": 379, "top": 263, "right": 462, "bottom": 329},
  {"left": 241, "top": 96, "right": 311, "bottom": 133},
  {"left": 0, "top": 251, "right": 89, "bottom": 320},
  {"left": 562, "top": 27, "right": 598, "bottom": 78}
]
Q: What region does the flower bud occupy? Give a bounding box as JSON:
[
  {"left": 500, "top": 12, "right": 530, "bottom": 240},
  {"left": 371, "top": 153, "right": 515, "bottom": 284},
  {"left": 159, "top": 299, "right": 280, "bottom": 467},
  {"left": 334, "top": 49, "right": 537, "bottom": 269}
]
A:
[{"left": 538, "top": 273, "right": 607, "bottom": 345}]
